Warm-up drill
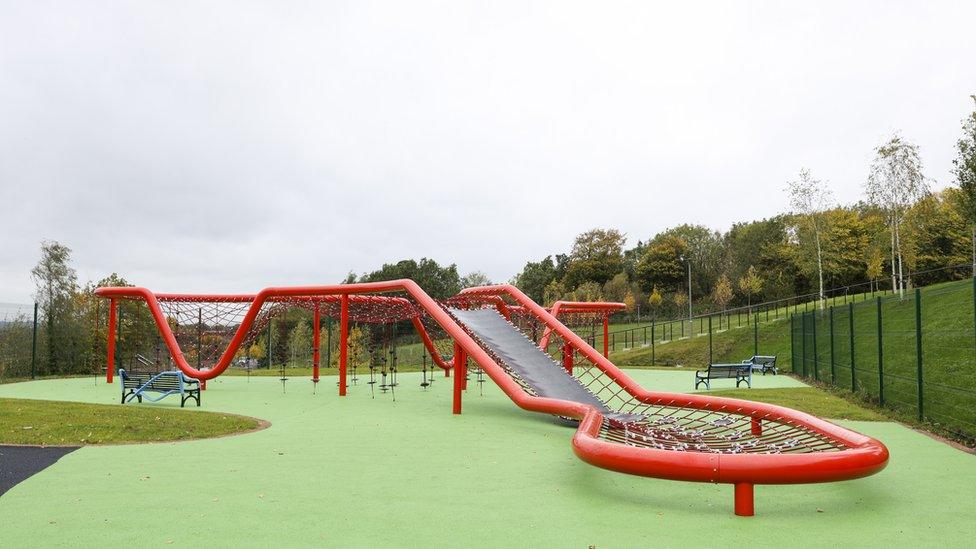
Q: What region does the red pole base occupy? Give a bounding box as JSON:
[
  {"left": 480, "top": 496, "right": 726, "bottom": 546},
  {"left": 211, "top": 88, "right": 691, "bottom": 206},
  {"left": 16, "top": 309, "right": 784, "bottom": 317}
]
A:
[
  {"left": 734, "top": 483, "right": 754, "bottom": 516},
  {"left": 453, "top": 343, "right": 464, "bottom": 414},
  {"left": 201, "top": 379, "right": 208, "bottom": 391}
]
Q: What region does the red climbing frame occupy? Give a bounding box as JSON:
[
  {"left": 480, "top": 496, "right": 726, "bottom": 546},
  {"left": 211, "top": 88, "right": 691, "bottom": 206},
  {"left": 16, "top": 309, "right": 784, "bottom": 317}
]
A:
[{"left": 94, "top": 281, "right": 888, "bottom": 516}]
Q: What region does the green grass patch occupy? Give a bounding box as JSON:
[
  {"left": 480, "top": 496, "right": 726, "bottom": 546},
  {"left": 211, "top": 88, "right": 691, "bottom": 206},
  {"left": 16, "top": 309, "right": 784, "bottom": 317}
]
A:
[
  {"left": 0, "top": 398, "right": 263, "bottom": 445},
  {"left": 703, "top": 387, "right": 887, "bottom": 421}
]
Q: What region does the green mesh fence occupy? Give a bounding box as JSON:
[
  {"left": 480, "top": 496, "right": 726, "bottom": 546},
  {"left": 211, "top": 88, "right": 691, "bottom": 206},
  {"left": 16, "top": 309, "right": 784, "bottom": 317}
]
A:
[{"left": 793, "top": 279, "right": 976, "bottom": 444}]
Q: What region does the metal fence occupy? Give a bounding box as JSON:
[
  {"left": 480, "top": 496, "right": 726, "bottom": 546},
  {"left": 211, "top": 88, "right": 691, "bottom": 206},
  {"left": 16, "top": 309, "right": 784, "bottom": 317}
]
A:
[{"left": 792, "top": 280, "right": 976, "bottom": 444}]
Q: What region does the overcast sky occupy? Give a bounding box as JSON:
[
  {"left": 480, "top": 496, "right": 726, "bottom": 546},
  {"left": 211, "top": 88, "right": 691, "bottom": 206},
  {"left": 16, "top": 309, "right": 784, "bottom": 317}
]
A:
[{"left": 1, "top": 1, "right": 974, "bottom": 303}]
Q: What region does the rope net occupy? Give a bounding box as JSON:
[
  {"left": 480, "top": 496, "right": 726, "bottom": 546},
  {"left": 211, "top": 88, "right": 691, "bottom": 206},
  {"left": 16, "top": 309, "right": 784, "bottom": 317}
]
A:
[{"left": 445, "top": 299, "right": 847, "bottom": 456}]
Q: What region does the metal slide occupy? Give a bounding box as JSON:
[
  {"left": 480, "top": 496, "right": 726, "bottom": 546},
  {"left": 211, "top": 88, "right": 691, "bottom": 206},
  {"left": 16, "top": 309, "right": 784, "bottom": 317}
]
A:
[{"left": 448, "top": 307, "right": 640, "bottom": 422}]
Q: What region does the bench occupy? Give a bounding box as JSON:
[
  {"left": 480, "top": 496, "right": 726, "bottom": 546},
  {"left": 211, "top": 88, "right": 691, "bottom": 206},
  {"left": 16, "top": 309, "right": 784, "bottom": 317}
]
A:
[
  {"left": 694, "top": 363, "right": 752, "bottom": 390},
  {"left": 119, "top": 369, "right": 201, "bottom": 407},
  {"left": 742, "top": 355, "right": 778, "bottom": 375}
]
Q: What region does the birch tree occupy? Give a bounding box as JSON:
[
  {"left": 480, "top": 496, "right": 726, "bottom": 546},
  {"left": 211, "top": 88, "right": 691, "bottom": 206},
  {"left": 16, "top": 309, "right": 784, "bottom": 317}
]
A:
[
  {"left": 787, "top": 169, "right": 833, "bottom": 309},
  {"left": 953, "top": 96, "right": 976, "bottom": 274},
  {"left": 30, "top": 240, "right": 77, "bottom": 373},
  {"left": 864, "top": 135, "right": 928, "bottom": 297}
]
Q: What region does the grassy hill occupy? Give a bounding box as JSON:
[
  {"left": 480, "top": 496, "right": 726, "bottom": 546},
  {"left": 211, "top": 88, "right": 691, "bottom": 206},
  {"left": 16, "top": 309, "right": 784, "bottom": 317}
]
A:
[{"left": 611, "top": 278, "right": 976, "bottom": 444}]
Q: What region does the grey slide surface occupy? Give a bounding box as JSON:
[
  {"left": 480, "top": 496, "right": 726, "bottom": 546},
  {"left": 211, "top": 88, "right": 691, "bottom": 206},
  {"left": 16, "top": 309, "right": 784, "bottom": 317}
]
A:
[{"left": 448, "top": 307, "right": 611, "bottom": 413}]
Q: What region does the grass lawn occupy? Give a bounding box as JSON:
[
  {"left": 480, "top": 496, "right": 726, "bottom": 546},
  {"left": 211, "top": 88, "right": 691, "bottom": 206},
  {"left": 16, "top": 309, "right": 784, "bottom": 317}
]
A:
[
  {"left": 0, "top": 371, "right": 973, "bottom": 547},
  {"left": 0, "top": 398, "right": 262, "bottom": 445},
  {"left": 703, "top": 387, "right": 886, "bottom": 422}
]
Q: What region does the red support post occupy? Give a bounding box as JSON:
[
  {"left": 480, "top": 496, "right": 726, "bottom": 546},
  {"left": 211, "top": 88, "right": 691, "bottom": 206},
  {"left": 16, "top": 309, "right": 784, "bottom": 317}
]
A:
[
  {"left": 106, "top": 298, "right": 117, "bottom": 383},
  {"left": 603, "top": 314, "right": 609, "bottom": 358},
  {"left": 339, "top": 294, "right": 349, "bottom": 396},
  {"left": 312, "top": 303, "right": 321, "bottom": 384},
  {"left": 734, "top": 483, "right": 754, "bottom": 516},
  {"left": 751, "top": 417, "right": 762, "bottom": 436},
  {"left": 562, "top": 342, "right": 573, "bottom": 375},
  {"left": 460, "top": 348, "right": 468, "bottom": 390},
  {"left": 453, "top": 342, "right": 464, "bottom": 414}
]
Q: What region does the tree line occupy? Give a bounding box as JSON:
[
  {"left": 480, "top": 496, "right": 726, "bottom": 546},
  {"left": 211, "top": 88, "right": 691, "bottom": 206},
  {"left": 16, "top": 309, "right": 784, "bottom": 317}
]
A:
[
  {"left": 4, "top": 97, "right": 974, "bottom": 378},
  {"left": 512, "top": 97, "right": 976, "bottom": 318}
]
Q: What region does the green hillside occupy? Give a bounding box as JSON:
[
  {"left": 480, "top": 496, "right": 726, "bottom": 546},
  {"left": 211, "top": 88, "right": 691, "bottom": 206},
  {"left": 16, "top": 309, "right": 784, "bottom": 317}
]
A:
[{"left": 611, "top": 278, "right": 976, "bottom": 443}]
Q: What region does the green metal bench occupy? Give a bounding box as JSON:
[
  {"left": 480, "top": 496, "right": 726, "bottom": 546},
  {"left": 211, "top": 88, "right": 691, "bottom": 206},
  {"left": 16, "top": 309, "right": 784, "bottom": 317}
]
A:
[
  {"left": 695, "top": 363, "right": 752, "bottom": 390},
  {"left": 742, "top": 355, "right": 778, "bottom": 375}
]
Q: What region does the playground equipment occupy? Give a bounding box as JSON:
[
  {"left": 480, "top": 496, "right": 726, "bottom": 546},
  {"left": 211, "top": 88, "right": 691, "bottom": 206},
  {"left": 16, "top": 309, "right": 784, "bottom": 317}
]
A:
[{"left": 94, "top": 281, "right": 888, "bottom": 516}]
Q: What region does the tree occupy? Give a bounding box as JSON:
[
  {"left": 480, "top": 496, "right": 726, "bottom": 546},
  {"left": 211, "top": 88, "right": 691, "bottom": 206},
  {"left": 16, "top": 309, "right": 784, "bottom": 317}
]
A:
[
  {"left": 248, "top": 341, "right": 266, "bottom": 361},
  {"left": 563, "top": 229, "right": 626, "bottom": 288},
  {"left": 865, "top": 249, "right": 884, "bottom": 292},
  {"left": 30, "top": 240, "right": 77, "bottom": 374},
  {"left": 672, "top": 290, "right": 688, "bottom": 310},
  {"left": 623, "top": 291, "right": 636, "bottom": 316},
  {"left": 724, "top": 216, "right": 800, "bottom": 301},
  {"left": 788, "top": 168, "right": 833, "bottom": 309},
  {"left": 737, "top": 265, "right": 763, "bottom": 313},
  {"left": 602, "top": 273, "right": 630, "bottom": 303},
  {"left": 712, "top": 275, "right": 733, "bottom": 310},
  {"left": 359, "top": 258, "right": 461, "bottom": 299},
  {"left": 543, "top": 279, "right": 567, "bottom": 306},
  {"left": 953, "top": 96, "right": 976, "bottom": 273},
  {"left": 864, "top": 134, "right": 929, "bottom": 297},
  {"left": 567, "top": 281, "right": 602, "bottom": 302},
  {"left": 904, "top": 189, "right": 972, "bottom": 284},
  {"left": 634, "top": 235, "right": 687, "bottom": 292},
  {"left": 513, "top": 256, "right": 557, "bottom": 303},
  {"left": 461, "top": 271, "right": 492, "bottom": 288},
  {"left": 653, "top": 225, "right": 723, "bottom": 297},
  {"left": 287, "top": 321, "right": 312, "bottom": 364},
  {"left": 647, "top": 286, "right": 663, "bottom": 317}
]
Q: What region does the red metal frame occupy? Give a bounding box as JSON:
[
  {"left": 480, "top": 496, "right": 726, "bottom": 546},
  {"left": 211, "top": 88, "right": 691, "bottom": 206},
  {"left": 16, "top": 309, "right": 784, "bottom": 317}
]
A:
[
  {"left": 95, "top": 281, "right": 888, "bottom": 516},
  {"left": 538, "top": 301, "right": 626, "bottom": 354}
]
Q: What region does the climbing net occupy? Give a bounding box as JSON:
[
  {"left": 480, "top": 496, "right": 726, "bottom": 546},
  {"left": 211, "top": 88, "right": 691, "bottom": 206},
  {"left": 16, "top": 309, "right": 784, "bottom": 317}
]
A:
[
  {"left": 113, "top": 293, "right": 427, "bottom": 372},
  {"left": 446, "top": 296, "right": 848, "bottom": 456}
]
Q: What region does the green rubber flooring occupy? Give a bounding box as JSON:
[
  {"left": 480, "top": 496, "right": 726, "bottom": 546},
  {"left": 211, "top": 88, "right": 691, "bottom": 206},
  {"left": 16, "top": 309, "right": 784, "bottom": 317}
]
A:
[{"left": 0, "top": 370, "right": 973, "bottom": 548}]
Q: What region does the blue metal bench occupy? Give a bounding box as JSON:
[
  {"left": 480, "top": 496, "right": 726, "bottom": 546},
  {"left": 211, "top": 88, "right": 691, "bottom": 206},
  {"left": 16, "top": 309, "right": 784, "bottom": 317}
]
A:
[{"left": 119, "top": 369, "right": 201, "bottom": 407}]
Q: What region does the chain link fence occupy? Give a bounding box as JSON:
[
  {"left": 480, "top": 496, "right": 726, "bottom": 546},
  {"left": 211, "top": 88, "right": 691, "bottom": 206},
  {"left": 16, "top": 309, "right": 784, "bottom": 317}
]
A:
[{"left": 792, "top": 279, "right": 976, "bottom": 445}]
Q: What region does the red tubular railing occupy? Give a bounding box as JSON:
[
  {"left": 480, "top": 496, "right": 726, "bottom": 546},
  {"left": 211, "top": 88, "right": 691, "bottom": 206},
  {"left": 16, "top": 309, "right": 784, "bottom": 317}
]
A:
[{"left": 96, "top": 281, "right": 888, "bottom": 516}]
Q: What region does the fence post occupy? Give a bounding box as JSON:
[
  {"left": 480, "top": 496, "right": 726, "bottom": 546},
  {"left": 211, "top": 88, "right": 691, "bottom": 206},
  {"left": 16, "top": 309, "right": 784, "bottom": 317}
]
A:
[
  {"left": 708, "top": 315, "right": 713, "bottom": 365},
  {"left": 915, "top": 288, "right": 923, "bottom": 421},
  {"left": 812, "top": 310, "right": 819, "bottom": 381},
  {"left": 849, "top": 302, "right": 856, "bottom": 391},
  {"left": 801, "top": 313, "right": 807, "bottom": 377},
  {"left": 651, "top": 322, "right": 655, "bottom": 365},
  {"left": 829, "top": 306, "right": 835, "bottom": 383},
  {"left": 753, "top": 314, "right": 758, "bottom": 356},
  {"left": 877, "top": 297, "right": 884, "bottom": 406},
  {"left": 30, "top": 302, "right": 38, "bottom": 380}
]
